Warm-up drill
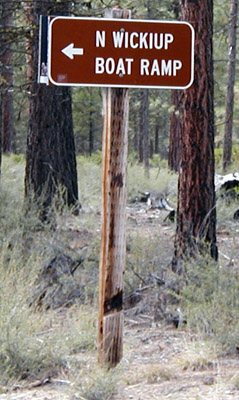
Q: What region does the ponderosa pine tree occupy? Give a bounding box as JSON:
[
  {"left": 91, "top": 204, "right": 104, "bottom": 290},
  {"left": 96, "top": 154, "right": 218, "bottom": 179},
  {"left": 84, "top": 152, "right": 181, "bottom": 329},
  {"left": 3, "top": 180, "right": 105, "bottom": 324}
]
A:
[
  {"left": 0, "top": 0, "right": 14, "bottom": 154},
  {"left": 0, "top": 94, "right": 2, "bottom": 173},
  {"left": 172, "top": 0, "right": 218, "bottom": 273},
  {"left": 139, "top": 89, "right": 150, "bottom": 177},
  {"left": 24, "top": 0, "right": 79, "bottom": 221},
  {"left": 223, "top": 0, "right": 238, "bottom": 171}
]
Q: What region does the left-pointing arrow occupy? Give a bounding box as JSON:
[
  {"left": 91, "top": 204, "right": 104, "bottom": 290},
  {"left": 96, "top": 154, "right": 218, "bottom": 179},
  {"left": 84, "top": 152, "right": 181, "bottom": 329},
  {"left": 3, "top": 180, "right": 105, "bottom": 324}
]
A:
[{"left": 61, "top": 43, "right": 84, "bottom": 60}]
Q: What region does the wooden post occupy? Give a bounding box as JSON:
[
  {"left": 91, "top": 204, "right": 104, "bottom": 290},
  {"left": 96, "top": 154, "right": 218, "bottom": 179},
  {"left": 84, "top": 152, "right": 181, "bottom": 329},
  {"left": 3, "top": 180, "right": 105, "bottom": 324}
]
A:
[{"left": 98, "top": 6, "right": 131, "bottom": 368}]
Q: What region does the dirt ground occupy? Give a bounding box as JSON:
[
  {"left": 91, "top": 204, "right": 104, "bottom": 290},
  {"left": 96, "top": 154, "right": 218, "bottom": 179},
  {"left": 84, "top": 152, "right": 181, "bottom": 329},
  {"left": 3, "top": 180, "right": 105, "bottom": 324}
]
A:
[
  {"left": 1, "top": 321, "right": 239, "bottom": 400},
  {"left": 1, "top": 204, "right": 239, "bottom": 400},
  {"left": 117, "top": 323, "right": 239, "bottom": 400}
]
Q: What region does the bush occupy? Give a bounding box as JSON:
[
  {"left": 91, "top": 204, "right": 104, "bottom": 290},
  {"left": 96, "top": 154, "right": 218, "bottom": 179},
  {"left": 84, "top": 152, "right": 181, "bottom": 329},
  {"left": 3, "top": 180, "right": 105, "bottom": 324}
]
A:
[
  {"left": 73, "top": 366, "right": 120, "bottom": 400},
  {"left": 0, "top": 157, "right": 97, "bottom": 384},
  {"left": 181, "top": 254, "right": 239, "bottom": 353},
  {"left": 0, "top": 235, "right": 96, "bottom": 384}
]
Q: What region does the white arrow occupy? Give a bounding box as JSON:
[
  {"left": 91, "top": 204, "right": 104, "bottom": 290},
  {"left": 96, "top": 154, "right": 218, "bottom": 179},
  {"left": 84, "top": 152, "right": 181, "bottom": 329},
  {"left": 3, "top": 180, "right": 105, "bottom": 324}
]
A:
[{"left": 61, "top": 43, "right": 84, "bottom": 60}]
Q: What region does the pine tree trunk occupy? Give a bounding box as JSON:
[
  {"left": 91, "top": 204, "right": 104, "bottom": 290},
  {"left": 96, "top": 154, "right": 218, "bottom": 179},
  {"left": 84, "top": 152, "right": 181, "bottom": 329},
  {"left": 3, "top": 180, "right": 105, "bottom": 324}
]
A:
[
  {"left": 172, "top": 0, "right": 218, "bottom": 273},
  {"left": 0, "top": 92, "right": 2, "bottom": 172},
  {"left": 24, "top": 1, "right": 79, "bottom": 220},
  {"left": 0, "top": 1, "right": 2, "bottom": 170},
  {"left": 133, "top": 112, "right": 139, "bottom": 153},
  {"left": 89, "top": 109, "right": 94, "bottom": 156},
  {"left": 1, "top": 1, "right": 14, "bottom": 153},
  {"left": 223, "top": 0, "right": 238, "bottom": 171},
  {"left": 154, "top": 124, "right": 159, "bottom": 154},
  {"left": 140, "top": 89, "right": 149, "bottom": 177}
]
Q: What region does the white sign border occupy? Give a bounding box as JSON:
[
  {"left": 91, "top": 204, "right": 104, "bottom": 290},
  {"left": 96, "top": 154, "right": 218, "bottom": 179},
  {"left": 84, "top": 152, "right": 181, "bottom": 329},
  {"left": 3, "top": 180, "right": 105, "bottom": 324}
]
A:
[{"left": 48, "top": 17, "right": 195, "bottom": 90}]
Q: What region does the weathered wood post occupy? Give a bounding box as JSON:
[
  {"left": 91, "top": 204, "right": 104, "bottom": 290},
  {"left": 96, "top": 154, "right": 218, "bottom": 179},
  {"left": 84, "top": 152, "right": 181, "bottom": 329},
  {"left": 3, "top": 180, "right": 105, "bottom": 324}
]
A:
[{"left": 98, "top": 6, "right": 131, "bottom": 368}]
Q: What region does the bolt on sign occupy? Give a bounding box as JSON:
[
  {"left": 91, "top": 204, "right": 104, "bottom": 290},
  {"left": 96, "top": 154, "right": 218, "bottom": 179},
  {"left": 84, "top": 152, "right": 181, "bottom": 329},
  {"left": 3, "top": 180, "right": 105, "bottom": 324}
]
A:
[{"left": 46, "top": 17, "right": 194, "bottom": 89}]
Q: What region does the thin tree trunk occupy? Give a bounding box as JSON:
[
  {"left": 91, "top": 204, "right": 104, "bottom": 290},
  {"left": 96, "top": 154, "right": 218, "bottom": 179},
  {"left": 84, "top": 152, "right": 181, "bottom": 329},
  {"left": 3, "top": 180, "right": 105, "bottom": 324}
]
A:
[
  {"left": 0, "top": 1, "right": 3, "bottom": 170},
  {"left": 1, "top": 1, "right": 14, "bottom": 153},
  {"left": 172, "top": 0, "right": 218, "bottom": 273},
  {"left": 154, "top": 123, "right": 159, "bottom": 154},
  {"left": 140, "top": 89, "right": 149, "bottom": 177},
  {"left": 223, "top": 0, "right": 238, "bottom": 171},
  {"left": 133, "top": 112, "right": 139, "bottom": 153},
  {"left": 0, "top": 92, "right": 2, "bottom": 172},
  {"left": 139, "top": 129, "right": 144, "bottom": 163},
  {"left": 89, "top": 109, "right": 94, "bottom": 156}
]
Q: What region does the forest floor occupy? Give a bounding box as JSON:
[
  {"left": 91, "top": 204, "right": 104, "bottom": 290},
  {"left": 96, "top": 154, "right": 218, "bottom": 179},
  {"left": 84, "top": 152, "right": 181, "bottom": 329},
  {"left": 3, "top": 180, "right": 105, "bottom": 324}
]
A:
[
  {"left": 2, "top": 321, "right": 239, "bottom": 400},
  {"left": 1, "top": 201, "right": 239, "bottom": 400}
]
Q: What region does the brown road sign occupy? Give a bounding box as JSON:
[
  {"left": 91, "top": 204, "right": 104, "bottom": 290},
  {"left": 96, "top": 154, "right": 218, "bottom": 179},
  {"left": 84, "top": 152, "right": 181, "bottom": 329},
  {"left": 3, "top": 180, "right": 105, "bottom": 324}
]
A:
[{"left": 48, "top": 17, "right": 194, "bottom": 89}]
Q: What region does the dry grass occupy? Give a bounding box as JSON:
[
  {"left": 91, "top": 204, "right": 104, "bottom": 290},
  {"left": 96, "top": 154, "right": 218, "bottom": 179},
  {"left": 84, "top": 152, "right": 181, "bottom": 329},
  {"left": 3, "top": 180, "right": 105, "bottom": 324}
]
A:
[
  {"left": 176, "top": 339, "right": 218, "bottom": 372},
  {"left": 1, "top": 155, "right": 239, "bottom": 400}
]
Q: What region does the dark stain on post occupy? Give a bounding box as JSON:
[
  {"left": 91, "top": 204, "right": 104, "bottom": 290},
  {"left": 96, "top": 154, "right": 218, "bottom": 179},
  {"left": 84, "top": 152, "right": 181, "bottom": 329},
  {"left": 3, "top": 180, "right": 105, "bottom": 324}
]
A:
[
  {"left": 111, "top": 173, "right": 123, "bottom": 188},
  {"left": 104, "top": 290, "right": 123, "bottom": 314},
  {"left": 109, "top": 211, "right": 115, "bottom": 248}
]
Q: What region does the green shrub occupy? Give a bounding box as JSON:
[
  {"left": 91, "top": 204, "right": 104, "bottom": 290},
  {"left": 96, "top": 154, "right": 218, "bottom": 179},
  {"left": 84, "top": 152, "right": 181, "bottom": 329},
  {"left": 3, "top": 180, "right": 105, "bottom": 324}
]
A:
[
  {"left": 181, "top": 254, "right": 239, "bottom": 353},
  {"left": 0, "top": 232, "right": 97, "bottom": 384}
]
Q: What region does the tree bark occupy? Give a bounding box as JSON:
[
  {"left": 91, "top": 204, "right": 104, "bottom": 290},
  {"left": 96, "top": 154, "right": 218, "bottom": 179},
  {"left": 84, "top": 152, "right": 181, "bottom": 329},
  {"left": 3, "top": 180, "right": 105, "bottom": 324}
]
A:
[
  {"left": 89, "top": 109, "right": 94, "bottom": 156},
  {"left": 1, "top": 1, "right": 14, "bottom": 153},
  {"left": 140, "top": 89, "right": 149, "bottom": 177},
  {"left": 154, "top": 123, "right": 159, "bottom": 155},
  {"left": 223, "top": 0, "right": 238, "bottom": 171},
  {"left": 24, "top": 1, "right": 78, "bottom": 220},
  {"left": 0, "top": 2, "right": 2, "bottom": 170},
  {"left": 172, "top": 0, "right": 218, "bottom": 273},
  {"left": 0, "top": 92, "right": 2, "bottom": 173},
  {"left": 133, "top": 111, "right": 139, "bottom": 153}
]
